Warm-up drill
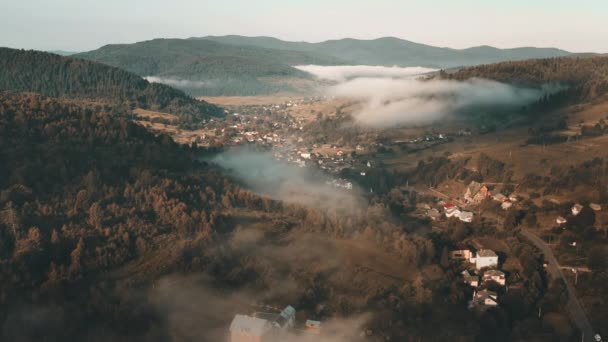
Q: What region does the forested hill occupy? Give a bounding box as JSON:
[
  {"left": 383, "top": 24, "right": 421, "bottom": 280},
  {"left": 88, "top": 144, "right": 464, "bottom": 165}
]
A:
[
  {"left": 444, "top": 56, "right": 608, "bottom": 101},
  {"left": 75, "top": 38, "right": 342, "bottom": 96},
  {"left": 0, "top": 90, "right": 242, "bottom": 340},
  {"left": 0, "top": 48, "right": 223, "bottom": 126}
]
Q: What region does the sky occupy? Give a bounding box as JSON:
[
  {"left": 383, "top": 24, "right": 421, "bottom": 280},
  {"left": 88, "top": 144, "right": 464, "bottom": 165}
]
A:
[{"left": 1, "top": 0, "right": 607, "bottom": 53}]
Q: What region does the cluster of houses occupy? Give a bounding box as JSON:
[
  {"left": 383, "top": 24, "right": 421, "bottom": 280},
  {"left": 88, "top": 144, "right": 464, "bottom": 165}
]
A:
[
  {"left": 426, "top": 181, "right": 520, "bottom": 223},
  {"left": 556, "top": 202, "right": 602, "bottom": 225},
  {"left": 229, "top": 306, "right": 321, "bottom": 342},
  {"left": 443, "top": 202, "right": 474, "bottom": 222},
  {"left": 451, "top": 244, "right": 507, "bottom": 310},
  {"left": 465, "top": 181, "right": 518, "bottom": 209}
]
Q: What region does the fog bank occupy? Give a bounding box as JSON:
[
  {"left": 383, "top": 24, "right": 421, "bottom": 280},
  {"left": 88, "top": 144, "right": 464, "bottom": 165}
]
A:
[
  {"left": 298, "top": 65, "right": 552, "bottom": 128},
  {"left": 210, "top": 148, "right": 365, "bottom": 211},
  {"left": 295, "top": 65, "right": 436, "bottom": 82},
  {"left": 144, "top": 76, "right": 213, "bottom": 88}
]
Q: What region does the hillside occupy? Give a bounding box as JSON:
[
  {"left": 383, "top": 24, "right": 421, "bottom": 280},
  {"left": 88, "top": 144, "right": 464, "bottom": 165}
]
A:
[
  {"left": 0, "top": 48, "right": 222, "bottom": 127},
  {"left": 199, "top": 35, "right": 573, "bottom": 68},
  {"left": 76, "top": 39, "right": 343, "bottom": 96},
  {"left": 444, "top": 56, "right": 608, "bottom": 101}
]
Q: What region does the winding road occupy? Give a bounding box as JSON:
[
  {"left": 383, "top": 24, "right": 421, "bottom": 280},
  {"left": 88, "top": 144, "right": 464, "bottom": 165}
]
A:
[{"left": 520, "top": 229, "right": 597, "bottom": 342}]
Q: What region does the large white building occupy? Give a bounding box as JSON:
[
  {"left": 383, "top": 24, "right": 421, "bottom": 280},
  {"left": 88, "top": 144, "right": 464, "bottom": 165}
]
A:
[{"left": 470, "top": 249, "right": 498, "bottom": 270}]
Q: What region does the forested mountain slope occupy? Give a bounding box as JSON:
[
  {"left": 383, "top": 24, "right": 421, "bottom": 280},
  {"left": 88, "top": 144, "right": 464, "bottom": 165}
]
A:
[
  {"left": 76, "top": 38, "right": 341, "bottom": 96},
  {"left": 0, "top": 48, "right": 222, "bottom": 127},
  {"left": 444, "top": 56, "right": 608, "bottom": 101}
]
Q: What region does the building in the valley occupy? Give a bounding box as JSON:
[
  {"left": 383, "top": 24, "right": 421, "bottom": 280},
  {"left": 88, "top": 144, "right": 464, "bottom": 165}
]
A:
[
  {"left": 492, "top": 193, "right": 507, "bottom": 202},
  {"left": 556, "top": 216, "right": 567, "bottom": 225},
  {"left": 451, "top": 243, "right": 473, "bottom": 261},
  {"left": 458, "top": 211, "right": 474, "bottom": 223},
  {"left": 427, "top": 208, "right": 442, "bottom": 221},
  {"left": 590, "top": 203, "right": 602, "bottom": 211},
  {"left": 230, "top": 315, "right": 274, "bottom": 342},
  {"left": 471, "top": 289, "right": 498, "bottom": 308},
  {"left": 462, "top": 270, "right": 480, "bottom": 287},
  {"left": 464, "top": 181, "right": 490, "bottom": 204},
  {"left": 501, "top": 201, "right": 513, "bottom": 210},
  {"left": 305, "top": 320, "right": 322, "bottom": 334},
  {"left": 483, "top": 270, "right": 506, "bottom": 286},
  {"left": 229, "top": 306, "right": 296, "bottom": 342},
  {"left": 445, "top": 206, "right": 461, "bottom": 218},
  {"left": 471, "top": 249, "right": 498, "bottom": 270},
  {"left": 572, "top": 204, "right": 583, "bottom": 216}
]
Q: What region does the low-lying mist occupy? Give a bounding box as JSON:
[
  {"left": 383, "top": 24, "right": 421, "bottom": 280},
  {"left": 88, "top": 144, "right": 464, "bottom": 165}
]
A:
[
  {"left": 298, "top": 65, "right": 557, "bottom": 128},
  {"left": 144, "top": 76, "right": 214, "bottom": 89},
  {"left": 210, "top": 148, "right": 365, "bottom": 211},
  {"left": 295, "top": 65, "right": 436, "bottom": 82}
]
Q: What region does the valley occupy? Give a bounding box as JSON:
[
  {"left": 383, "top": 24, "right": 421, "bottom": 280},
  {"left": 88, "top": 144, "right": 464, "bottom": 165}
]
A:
[{"left": 1, "top": 14, "right": 607, "bottom": 340}]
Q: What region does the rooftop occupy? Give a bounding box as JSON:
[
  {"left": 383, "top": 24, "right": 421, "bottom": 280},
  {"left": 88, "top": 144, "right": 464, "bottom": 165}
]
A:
[
  {"left": 477, "top": 249, "right": 497, "bottom": 258},
  {"left": 230, "top": 314, "right": 272, "bottom": 337}
]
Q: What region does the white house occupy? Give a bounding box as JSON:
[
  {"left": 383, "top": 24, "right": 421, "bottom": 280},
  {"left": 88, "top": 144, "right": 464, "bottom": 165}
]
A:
[
  {"left": 230, "top": 314, "right": 273, "bottom": 342},
  {"left": 501, "top": 202, "right": 513, "bottom": 210},
  {"left": 483, "top": 270, "right": 506, "bottom": 286},
  {"left": 471, "top": 249, "right": 498, "bottom": 270},
  {"left": 300, "top": 152, "right": 311, "bottom": 160},
  {"left": 458, "top": 211, "right": 474, "bottom": 223},
  {"left": 493, "top": 193, "right": 507, "bottom": 202},
  {"left": 590, "top": 203, "right": 602, "bottom": 211},
  {"left": 445, "top": 207, "right": 461, "bottom": 218},
  {"left": 556, "top": 216, "right": 567, "bottom": 225},
  {"left": 572, "top": 204, "right": 583, "bottom": 216}
]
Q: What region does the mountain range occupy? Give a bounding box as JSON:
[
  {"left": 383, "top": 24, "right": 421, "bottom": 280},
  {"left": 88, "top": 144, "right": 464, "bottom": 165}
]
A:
[
  {"left": 75, "top": 36, "right": 575, "bottom": 97},
  {"left": 198, "top": 35, "right": 573, "bottom": 68}
]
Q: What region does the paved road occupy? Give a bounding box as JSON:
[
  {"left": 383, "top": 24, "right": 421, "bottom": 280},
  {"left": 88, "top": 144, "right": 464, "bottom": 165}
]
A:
[{"left": 520, "top": 229, "right": 596, "bottom": 342}]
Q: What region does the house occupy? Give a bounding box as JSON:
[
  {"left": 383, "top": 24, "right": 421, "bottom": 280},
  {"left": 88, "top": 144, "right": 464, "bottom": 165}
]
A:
[
  {"left": 483, "top": 270, "right": 506, "bottom": 286},
  {"left": 427, "top": 208, "right": 442, "bottom": 221},
  {"left": 556, "top": 216, "right": 567, "bottom": 225},
  {"left": 501, "top": 201, "right": 513, "bottom": 210},
  {"left": 590, "top": 203, "right": 602, "bottom": 211},
  {"left": 471, "top": 289, "right": 498, "bottom": 307},
  {"left": 471, "top": 249, "right": 498, "bottom": 270},
  {"left": 572, "top": 204, "right": 583, "bottom": 216},
  {"left": 445, "top": 207, "right": 461, "bottom": 218},
  {"left": 305, "top": 320, "right": 321, "bottom": 334},
  {"left": 230, "top": 314, "right": 273, "bottom": 342},
  {"left": 492, "top": 193, "right": 507, "bottom": 202},
  {"left": 450, "top": 243, "right": 473, "bottom": 261},
  {"left": 462, "top": 270, "right": 480, "bottom": 287},
  {"left": 458, "top": 211, "right": 474, "bottom": 223},
  {"left": 443, "top": 202, "right": 456, "bottom": 211},
  {"left": 464, "top": 181, "right": 490, "bottom": 204},
  {"left": 274, "top": 306, "right": 296, "bottom": 329},
  {"left": 300, "top": 152, "right": 311, "bottom": 160}
]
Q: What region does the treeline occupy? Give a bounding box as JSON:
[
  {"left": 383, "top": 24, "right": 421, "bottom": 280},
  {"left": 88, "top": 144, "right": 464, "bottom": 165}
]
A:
[{"left": 0, "top": 48, "right": 223, "bottom": 128}]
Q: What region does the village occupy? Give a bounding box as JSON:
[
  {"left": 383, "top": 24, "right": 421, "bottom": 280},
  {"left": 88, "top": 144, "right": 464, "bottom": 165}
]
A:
[{"left": 138, "top": 97, "right": 605, "bottom": 341}]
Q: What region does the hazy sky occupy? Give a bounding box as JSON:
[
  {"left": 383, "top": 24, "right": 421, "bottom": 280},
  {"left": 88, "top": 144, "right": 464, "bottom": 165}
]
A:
[{"left": 1, "top": 0, "right": 607, "bottom": 52}]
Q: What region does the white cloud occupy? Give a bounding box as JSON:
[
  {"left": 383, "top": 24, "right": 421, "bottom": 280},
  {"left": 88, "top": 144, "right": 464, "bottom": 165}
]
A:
[
  {"left": 295, "top": 65, "right": 436, "bottom": 82},
  {"left": 298, "top": 65, "right": 548, "bottom": 128},
  {"left": 144, "top": 76, "right": 213, "bottom": 88}
]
